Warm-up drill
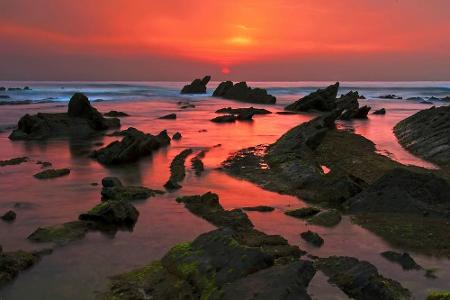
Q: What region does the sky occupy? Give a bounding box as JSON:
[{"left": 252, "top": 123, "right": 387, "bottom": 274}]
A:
[{"left": 0, "top": 0, "right": 449, "bottom": 81}]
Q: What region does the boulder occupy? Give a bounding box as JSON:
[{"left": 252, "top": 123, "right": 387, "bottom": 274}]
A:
[
  {"left": 79, "top": 201, "right": 139, "bottom": 228},
  {"left": 394, "top": 106, "right": 450, "bottom": 170},
  {"left": 380, "top": 251, "right": 422, "bottom": 270},
  {"left": 373, "top": 108, "right": 386, "bottom": 115},
  {"left": 28, "top": 221, "right": 89, "bottom": 245},
  {"left": 300, "top": 231, "right": 324, "bottom": 247},
  {"left": 158, "top": 113, "right": 176, "bottom": 120},
  {"left": 9, "top": 93, "right": 120, "bottom": 140},
  {"left": 101, "top": 177, "right": 163, "bottom": 201},
  {"left": 285, "top": 82, "right": 339, "bottom": 111},
  {"left": 0, "top": 249, "right": 42, "bottom": 287},
  {"left": 172, "top": 132, "right": 182, "bottom": 140},
  {"left": 211, "top": 114, "right": 237, "bottom": 123},
  {"left": 336, "top": 91, "right": 360, "bottom": 111},
  {"left": 339, "top": 105, "right": 371, "bottom": 120},
  {"left": 308, "top": 209, "right": 342, "bottom": 227},
  {"left": 33, "top": 168, "right": 70, "bottom": 179},
  {"left": 213, "top": 81, "right": 276, "bottom": 104},
  {"left": 285, "top": 207, "right": 320, "bottom": 219},
  {"left": 1, "top": 210, "right": 16, "bottom": 222},
  {"left": 92, "top": 127, "right": 171, "bottom": 165},
  {"left": 180, "top": 76, "right": 211, "bottom": 94}
]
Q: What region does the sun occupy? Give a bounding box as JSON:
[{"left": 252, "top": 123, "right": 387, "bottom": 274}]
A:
[{"left": 221, "top": 66, "right": 231, "bottom": 74}]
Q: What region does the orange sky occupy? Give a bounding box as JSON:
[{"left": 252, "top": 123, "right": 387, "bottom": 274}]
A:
[{"left": 0, "top": 0, "right": 449, "bottom": 80}]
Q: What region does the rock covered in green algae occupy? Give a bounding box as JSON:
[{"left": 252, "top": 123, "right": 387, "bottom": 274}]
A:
[
  {"left": 427, "top": 291, "right": 450, "bottom": 300},
  {"left": 242, "top": 205, "right": 275, "bottom": 212},
  {"left": 0, "top": 156, "right": 28, "bottom": 167},
  {"left": 101, "top": 177, "right": 163, "bottom": 201},
  {"left": 33, "top": 168, "right": 70, "bottom": 179},
  {"left": 1, "top": 210, "right": 16, "bottom": 222},
  {"left": 285, "top": 207, "right": 320, "bottom": 219},
  {"left": 0, "top": 248, "right": 44, "bottom": 287},
  {"left": 308, "top": 209, "right": 341, "bottom": 227},
  {"left": 316, "top": 256, "right": 411, "bottom": 300},
  {"left": 79, "top": 201, "right": 139, "bottom": 227},
  {"left": 27, "top": 221, "right": 89, "bottom": 245},
  {"left": 300, "top": 231, "right": 324, "bottom": 247},
  {"left": 380, "top": 251, "right": 422, "bottom": 270},
  {"left": 164, "top": 148, "right": 193, "bottom": 190},
  {"left": 92, "top": 127, "right": 171, "bottom": 165}
]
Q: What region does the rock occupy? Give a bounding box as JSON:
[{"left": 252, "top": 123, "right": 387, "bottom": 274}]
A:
[
  {"left": 9, "top": 93, "right": 120, "bottom": 140},
  {"left": 308, "top": 209, "right": 342, "bottom": 227},
  {"left": 92, "top": 127, "right": 171, "bottom": 165},
  {"left": 421, "top": 100, "right": 433, "bottom": 104},
  {"left": 101, "top": 177, "right": 163, "bottom": 201},
  {"left": 285, "top": 82, "right": 339, "bottom": 111},
  {"left": 0, "top": 249, "right": 41, "bottom": 287},
  {"left": 346, "top": 168, "right": 450, "bottom": 217},
  {"left": 339, "top": 105, "right": 371, "bottom": 120},
  {"left": 373, "top": 108, "right": 386, "bottom": 115},
  {"left": 172, "top": 132, "right": 182, "bottom": 140},
  {"left": 407, "top": 97, "right": 424, "bottom": 101},
  {"left": 285, "top": 207, "right": 320, "bottom": 219},
  {"left": 1, "top": 210, "right": 16, "bottom": 222},
  {"left": 220, "top": 261, "right": 316, "bottom": 300},
  {"left": 36, "top": 160, "right": 52, "bottom": 168},
  {"left": 441, "top": 96, "right": 450, "bottom": 102},
  {"left": 216, "top": 107, "right": 272, "bottom": 115},
  {"left": 180, "top": 76, "right": 211, "bottom": 94},
  {"left": 0, "top": 156, "right": 28, "bottom": 167},
  {"left": 79, "top": 201, "right": 139, "bottom": 228},
  {"left": 300, "top": 231, "right": 324, "bottom": 247},
  {"left": 191, "top": 151, "right": 206, "bottom": 176},
  {"left": 0, "top": 95, "right": 11, "bottom": 99},
  {"left": 28, "top": 221, "right": 89, "bottom": 245},
  {"left": 104, "top": 111, "right": 129, "bottom": 117},
  {"left": 158, "top": 113, "right": 177, "bottom": 120},
  {"left": 23, "top": 86, "right": 31, "bottom": 90},
  {"left": 213, "top": 81, "right": 276, "bottom": 104},
  {"left": 211, "top": 114, "right": 237, "bottom": 123},
  {"left": 394, "top": 106, "right": 450, "bottom": 170},
  {"left": 33, "top": 168, "right": 70, "bottom": 179},
  {"left": 164, "top": 149, "right": 193, "bottom": 190},
  {"left": 426, "top": 291, "right": 450, "bottom": 300},
  {"left": 8, "top": 87, "right": 22, "bottom": 91},
  {"left": 429, "top": 96, "right": 441, "bottom": 101},
  {"left": 176, "top": 192, "right": 253, "bottom": 230},
  {"left": 178, "top": 101, "right": 196, "bottom": 109},
  {"left": 336, "top": 91, "right": 360, "bottom": 111},
  {"left": 317, "top": 256, "right": 411, "bottom": 300},
  {"left": 380, "top": 251, "right": 422, "bottom": 270},
  {"left": 242, "top": 206, "right": 275, "bottom": 212},
  {"left": 379, "top": 94, "right": 402, "bottom": 99}
]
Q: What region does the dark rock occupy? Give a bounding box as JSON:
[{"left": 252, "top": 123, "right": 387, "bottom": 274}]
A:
[
  {"left": 211, "top": 114, "right": 237, "bottom": 123},
  {"left": 0, "top": 95, "right": 10, "bottom": 99},
  {"left": 33, "top": 168, "right": 70, "bottom": 179},
  {"left": 104, "top": 111, "right": 129, "bottom": 117},
  {"left": 317, "top": 256, "right": 411, "bottom": 300},
  {"left": 236, "top": 111, "right": 254, "bottom": 121},
  {"left": 0, "top": 249, "right": 41, "bottom": 288},
  {"left": 79, "top": 201, "right": 139, "bottom": 228},
  {"left": 346, "top": 168, "right": 450, "bottom": 217},
  {"left": 441, "top": 96, "right": 450, "bottom": 102},
  {"left": 242, "top": 206, "right": 275, "bottom": 212},
  {"left": 373, "top": 108, "right": 386, "bottom": 115},
  {"left": 172, "top": 132, "right": 182, "bottom": 140},
  {"left": 1, "top": 210, "right": 16, "bottom": 222},
  {"left": 23, "top": 86, "right": 31, "bottom": 90},
  {"left": 429, "top": 96, "right": 441, "bottom": 101},
  {"left": 36, "top": 161, "right": 52, "bottom": 168},
  {"left": 379, "top": 94, "right": 402, "bottom": 100},
  {"left": 180, "top": 76, "right": 211, "bottom": 94},
  {"left": 178, "top": 101, "right": 196, "bottom": 109},
  {"left": 394, "top": 106, "right": 450, "bottom": 170},
  {"left": 8, "top": 88, "right": 22, "bottom": 91},
  {"left": 28, "top": 221, "right": 89, "bottom": 245},
  {"left": 339, "top": 105, "right": 371, "bottom": 120},
  {"left": 421, "top": 100, "right": 433, "bottom": 104},
  {"left": 426, "top": 291, "right": 450, "bottom": 300},
  {"left": 0, "top": 156, "right": 28, "bottom": 167},
  {"left": 407, "top": 97, "right": 424, "bottom": 101},
  {"left": 213, "top": 81, "right": 276, "bottom": 104},
  {"left": 380, "top": 251, "right": 422, "bottom": 270},
  {"left": 9, "top": 93, "right": 120, "bottom": 140},
  {"left": 101, "top": 177, "right": 163, "bottom": 201},
  {"left": 300, "top": 231, "right": 324, "bottom": 247},
  {"left": 285, "top": 207, "right": 320, "bottom": 219},
  {"left": 191, "top": 151, "right": 206, "bottom": 176},
  {"left": 308, "top": 209, "right": 342, "bottom": 227},
  {"left": 285, "top": 82, "right": 339, "bottom": 111},
  {"left": 164, "top": 149, "right": 193, "bottom": 190},
  {"left": 158, "top": 113, "right": 177, "bottom": 120},
  {"left": 92, "top": 127, "right": 171, "bottom": 165},
  {"left": 336, "top": 91, "right": 360, "bottom": 111},
  {"left": 216, "top": 107, "right": 272, "bottom": 115},
  {"left": 220, "top": 261, "right": 316, "bottom": 300}
]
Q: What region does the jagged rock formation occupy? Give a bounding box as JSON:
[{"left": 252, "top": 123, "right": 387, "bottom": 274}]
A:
[
  {"left": 181, "top": 76, "right": 211, "bottom": 94},
  {"left": 213, "top": 81, "right": 276, "bottom": 104}
]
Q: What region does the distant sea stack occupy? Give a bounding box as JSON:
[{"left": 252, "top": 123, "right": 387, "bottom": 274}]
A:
[
  {"left": 180, "top": 76, "right": 211, "bottom": 94},
  {"left": 212, "top": 81, "right": 276, "bottom": 104}
]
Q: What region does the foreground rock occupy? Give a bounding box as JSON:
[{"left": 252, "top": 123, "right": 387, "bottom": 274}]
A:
[
  {"left": 101, "top": 177, "right": 163, "bottom": 201},
  {"left": 1, "top": 210, "right": 17, "bottom": 222},
  {"left": 285, "top": 82, "right": 339, "bottom": 111},
  {"left": 79, "top": 201, "right": 139, "bottom": 229},
  {"left": 164, "top": 149, "right": 193, "bottom": 190},
  {"left": 211, "top": 114, "right": 238, "bottom": 123},
  {"left": 213, "top": 81, "right": 276, "bottom": 104},
  {"left": 308, "top": 209, "right": 341, "bottom": 227},
  {"left": 92, "top": 127, "right": 171, "bottom": 164},
  {"left": 285, "top": 207, "right": 320, "bottom": 219},
  {"left": 0, "top": 248, "right": 45, "bottom": 288},
  {"left": 0, "top": 157, "right": 28, "bottom": 167},
  {"left": 9, "top": 93, "right": 120, "bottom": 140},
  {"left": 316, "top": 256, "right": 411, "bottom": 300},
  {"left": 373, "top": 108, "right": 386, "bottom": 115},
  {"left": 33, "top": 168, "right": 70, "bottom": 179},
  {"left": 394, "top": 106, "right": 450, "bottom": 170},
  {"left": 300, "top": 231, "right": 324, "bottom": 247},
  {"left": 380, "top": 251, "right": 422, "bottom": 270},
  {"left": 180, "top": 76, "right": 211, "bottom": 94},
  {"left": 191, "top": 150, "right": 206, "bottom": 176}
]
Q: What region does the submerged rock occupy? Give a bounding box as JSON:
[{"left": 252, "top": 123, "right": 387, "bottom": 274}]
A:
[
  {"left": 211, "top": 114, "right": 238, "bottom": 123},
  {"left": 9, "top": 93, "right": 120, "bottom": 140},
  {"left": 158, "top": 113, "right": 177, "bottom": 120},
  {"left": 180, "top": 76, "right": 211, "bottom": 94},
  {"left": 92, "top": 127, "right": 171, "bottom": 165},
  {"left": 426, "top": 291, "right": 450, "bottom": 300},
  {"left": 317, "top": 256, "right": 411, "bottom": 300},
  {"left": 373, "top": 108, "right": 386, "bottom": 115},
  {"left": 104, "top": 111, "right": 129, "bottom": 117},
  {"left": 394, "top": 106, "right": 450, "bottom": 170},
  {"left": 308, "top": 209, "right": 342, "bottom": 227},
  {"left": 285, "top": 207, "right": 320, "bottom": 219},
  {"left": 1, "top": 210, "right": 16, "bottom": 222},
  {"left": 242, "top": 205, "right": 275, "bottom": 212},
  {"left": 216, "top": 107, "right": 272, "bottom": 115},
  {"left": 172, "top": 132, "right": 182, "bottom": 140},
  {"left": 164, "top": 149, "right": 193, "bottom": 190},
  {"left": 33, "top": 168, "right": 70, "bottom": 179},
  {"left": 79, "top": 201, "right": 139, "bottom": 228},
  {"left": 191, "top": 151, "right": 206, "bottom": 176},
  {"left": 213, "top": 81, "right": 276, "bottom": 104},
  {"left": 0, "top": 249, "right": 42, "bottom": 287},
  {"left": 28, "top": 221, "right": 89, "bottom": 245},
  {"left": 285, "top": 82, "right": 339, "bottom": 112},
  {"left": 0, "top": 156, "right": 28, "bottom": 167},
  {"left": 300, "top": 231, "right": 324, "bottom": 247},
  {"left": 101, "top": 177, "right": 163, "bottom": 201},
  {"left": 380, "top": 251, "right": 422, "bottom": 270}
]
